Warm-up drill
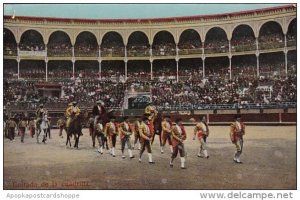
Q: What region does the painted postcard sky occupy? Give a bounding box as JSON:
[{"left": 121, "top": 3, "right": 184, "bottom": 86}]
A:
[{"left": 4, "top": 4, "right": 289, "bottom": 19}]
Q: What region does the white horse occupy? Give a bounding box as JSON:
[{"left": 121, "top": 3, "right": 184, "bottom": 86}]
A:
[{"left": 37, "top": 113, "right": 49, "bottom": 144}]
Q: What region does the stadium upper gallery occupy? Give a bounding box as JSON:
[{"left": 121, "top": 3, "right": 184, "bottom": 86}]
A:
[{"left": 3, "top": 4, "right": 296, "bottom": 123}]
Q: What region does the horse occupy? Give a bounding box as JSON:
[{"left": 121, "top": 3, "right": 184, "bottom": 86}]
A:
[
  {"left": 87, "top": 117, "right": 96, "bottom": 147},
  {"left": 151, "top": 112, "right": 163, "bottom": 147},
  {"left": 36, "top": 113, "right": 49, "bottom": 144},
  {"left": 66, "top": 114, "right": 83, "bottom": 149},
  {"left": 90, "top": 110, "right": 112, "bottom": 148}
]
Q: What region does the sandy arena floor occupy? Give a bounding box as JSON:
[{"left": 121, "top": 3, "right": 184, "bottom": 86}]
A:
[{"left": 3, "top": 125, "right": 296, "bottom": 189}]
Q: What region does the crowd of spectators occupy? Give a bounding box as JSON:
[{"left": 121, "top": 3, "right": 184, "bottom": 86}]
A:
[
  {"left": 259, "top": 33, "right": 284, "bottom": 49},
  {"left": 4, "top": 43, "right": 17, "bottom": 56},
  {"left": 152, "top": 43, "right": 176, "bottom": 56},
  {"left": 4, "top": 80, "right": 39, "bottom": 109},
  {"left": 127, "top": 65, "right": 151, "bottom": 80},
  {"left": 19, "top": 68, "right": 46, "bottom": 80},
  {"left": 178, "top": 41, "right": 202, "bottom": 55},
  {"left": 151, "top": 75, "right": 296, "bottom": 109},
  {"left": 231, "top": 36, "right": 256, "bottom": 52},
  {"left": 58, "top": 79, "right": 125, "bottom": 108},
  {"left": 19, "top": 42, "right": 45, "bottom": 51},
  {"left": 47, "top": 43, "right": 72, "bottom": 57},
  {"left": 287, "top": 34, "right": 296, "bottom": 47},
  {"left": 4, "top": 65, "right": 296, "bottom": 112},
  {"left": 74, "top": 43, "right": 98, "bottom": 57},
  {"left": 204, "top": 39, "right": 229, "bottom": 53},
  {"left": 127, "top": 45, "right": 150, "bottom": 57},
  {"left": 232, "top": 64, "right": 257, "bottom": 79}
]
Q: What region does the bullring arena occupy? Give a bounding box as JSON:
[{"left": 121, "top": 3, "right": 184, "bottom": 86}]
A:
[
  {"left": 3, "top": 125, "right": 296, "bottom": 189},
  {"left": 3, "top": 4, "right": 297, "bottom": 190}
]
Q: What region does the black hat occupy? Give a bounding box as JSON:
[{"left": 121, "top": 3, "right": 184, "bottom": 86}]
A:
[{"left": 164, "top": 115, "right": 171, "bottom": 118}]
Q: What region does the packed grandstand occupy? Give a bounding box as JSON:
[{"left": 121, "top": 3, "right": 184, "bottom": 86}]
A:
[{"left": 3, "top": 4, "right": 296, "bottom": 116}]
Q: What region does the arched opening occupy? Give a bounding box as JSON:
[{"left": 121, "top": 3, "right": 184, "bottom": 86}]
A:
[
  {"left": 259, "top": 52, "right": 285, "bottom": 77},
  {"left": 4, "top": 28, "right": 17, "bottom": 56},
  {"left": 127, "top": 60, "right": 150, "bottom": 80},
  {"left": 127, "top": 31, "right": 150, "bottom": 57},
  {"left": 20, "top": 30, "right": 45, "bottom": 51},
  {"left": 231, "top": 25, "right": 256, "bottom": 52},
  {"left": 152, "top": 31, "right": 176, "bottom": 56},
  {"left": 48, "top": 31, "right": 72, "bottom": 57},
  {"left": 232, "top": 55, "right": 256, "bottom": 78},
  {"left": 287, "top": 19, "right": 296, "bottom": 47},
  {"left": 75, "top": 61, "right": 99, "bottom": 78},
  {"left": 101, "top": 32, "right": 124, "bottom": 57},
  {"left": 178, "top": 29, "right": 202, "bottom": 55},
  {"left": 204, "top": 27, "right": 228, "bottom": 54},
  {"left": 153, "top": 59, "right": 176, "bottom": 79},
  {"left": 48, "top": 60, "right": 73, "bottom": 80},
  {"left": 75, "top": 31, "right": 98, "bottom": 57},
  {"left": 179, "top": 58, "right": 203, "bottom": 80},
  {"left": 4, "top": 59, "right": 18, "bottom": 79},
  {"left": 259, "top": 21, "right": 284, "bottom": 50},
  {"left": 205, "top": 57, "right": 229, "bottom": 79},
  {"left": 19, "top": 60, "right": 45, "bottom": 80}
]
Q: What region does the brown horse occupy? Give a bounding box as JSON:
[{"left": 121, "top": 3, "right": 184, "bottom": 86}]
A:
[
  {"left": 151, "top": 112, "right": 163, "bottom": 147},
  {"left": 66, "top": 114, "right": 83, "bottom": 149},
  {"left": 90, "top": 111, "right": 111, "bottom": 148}
]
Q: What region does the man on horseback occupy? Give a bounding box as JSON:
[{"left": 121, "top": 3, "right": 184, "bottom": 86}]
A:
[
  {"left": 65, "top": 102, "right": 81, "bottom": 130},
  {"left": 92, "top": 100, "right": 106, "bottom": 128},
  {"left": 65, "top": 101, "right": 82, "bottom": 148},
  {"left": 35, "top": 104, "right": 48, "bottom": 144},
  {"left": 92, "top": 100, "right": 106, "bottom": 147},
  {"left": 36, "top": 104, "right": 47, "bottom": 129}
]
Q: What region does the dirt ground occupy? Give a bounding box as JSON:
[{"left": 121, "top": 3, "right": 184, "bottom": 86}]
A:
[{"left": 3, "top": 125, "right": 296, "bottom": 189}]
